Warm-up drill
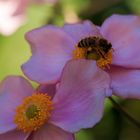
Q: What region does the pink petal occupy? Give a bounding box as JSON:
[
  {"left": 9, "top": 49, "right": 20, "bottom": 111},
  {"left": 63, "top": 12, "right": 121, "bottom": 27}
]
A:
[
  {"left": 27, "top": 124, "right": 74, "bottom": 140},
  {"left": 22, "top": 26, "right": 75, "bottom": 84},
  {"left": 36, "top": 84, "right": 56, "bottom": 99},
  {"left": 0, "top": 129, "right": 29, "bottom": 140},
  {"left": 63, "top": 20, "right": 101, "bottom": 44},
  {"left": 0, "top": 0, "right": 25, "bottom": 36},
  {"left": 100, "top": 14, "right": 140, "bottom": 68},
  {"left": 110, "top": 66, "right": 140, "bottom": 99},
  {"left": 50, "top": 60, "right": 111, "bottom": 132},
  {"left": 14, "top": 0, "right": 28, "bottom": 15},
  {"left": 0, "top": 76, "right": 34, "bottom": 134}
]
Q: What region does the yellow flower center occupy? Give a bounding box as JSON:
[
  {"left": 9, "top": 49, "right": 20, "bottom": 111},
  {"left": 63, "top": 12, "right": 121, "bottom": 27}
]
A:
[
  {"left": 14, "top": 93, "right": 53, "bottom": 132},
  {"left": 73, "top": 36, "right": 113, "bottom": 68}
]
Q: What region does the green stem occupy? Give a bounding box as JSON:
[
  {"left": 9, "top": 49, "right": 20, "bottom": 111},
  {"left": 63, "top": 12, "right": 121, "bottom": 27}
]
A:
[{"left": 109, "top": 97, "right": 140, "bottom": 129}]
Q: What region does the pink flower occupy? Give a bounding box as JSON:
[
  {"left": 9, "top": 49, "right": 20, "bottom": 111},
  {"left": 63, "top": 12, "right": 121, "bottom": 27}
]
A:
[
  {"left": 22, "top": 14, "right": 140, "bottom": 99},
  {"left": 0, "top": 60, "right": 110, "bottom": 139},
  {"left": 0, "top": 0, "right": 25, "bottom": 36},
  {"left": 0, "top": 0, "right": 57, "bottom": 36}
]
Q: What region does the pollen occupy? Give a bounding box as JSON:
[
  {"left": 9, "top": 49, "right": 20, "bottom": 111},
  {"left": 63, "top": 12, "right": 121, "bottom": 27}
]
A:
[
  {"left": 14, "top": 93, "right": 53, "bottom": 132},
  {"left": 73, "top": 46, "right": 86, "bottom": 59},
  {"left": 97, "top": 49, "right": 113, "bottom": 69}
]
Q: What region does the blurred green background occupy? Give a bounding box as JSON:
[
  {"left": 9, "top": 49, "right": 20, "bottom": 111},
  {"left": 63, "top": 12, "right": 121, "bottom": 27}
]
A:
[{"left": 0, "top": 0, "right": 140, "bottom": 139}]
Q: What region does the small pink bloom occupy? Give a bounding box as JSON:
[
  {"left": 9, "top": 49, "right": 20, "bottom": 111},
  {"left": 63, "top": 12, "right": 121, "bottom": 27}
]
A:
[
  {"left": 0, "top": 0, "right": 57, "bottom": 36},
  {"left": 0, "top": 60, "right": 110, "bottom": 139},
  {"left": 0, "top": 0, "right": 25, "bottom": 36},
  {"left": 22, "top": 14, "right": 140, "bottom": 99}
]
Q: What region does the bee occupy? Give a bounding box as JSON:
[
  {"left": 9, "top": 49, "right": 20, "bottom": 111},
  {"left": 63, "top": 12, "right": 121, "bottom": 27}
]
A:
[{"left": 77, "top": 37, "right": 112, "bottom": 59}]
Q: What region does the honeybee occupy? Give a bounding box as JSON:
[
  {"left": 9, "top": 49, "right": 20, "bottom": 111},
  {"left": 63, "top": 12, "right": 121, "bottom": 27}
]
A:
[{"left": 77, "top": 37, "right": 112, "bottom": 59}]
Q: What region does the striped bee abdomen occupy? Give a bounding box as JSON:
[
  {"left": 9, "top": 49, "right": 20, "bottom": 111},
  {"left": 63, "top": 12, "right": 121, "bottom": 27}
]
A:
[
  {"left": 77, "top": 36, "right": 112, "bottom": 54},
  {"left": 77, "top": 37, "right": 96, "bottom": 48}
]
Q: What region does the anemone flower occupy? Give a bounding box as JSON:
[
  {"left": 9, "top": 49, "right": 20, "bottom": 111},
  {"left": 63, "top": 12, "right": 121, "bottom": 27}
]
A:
[
  {"left": 0, "top": 0, "right": 25, "bottom": 36},
  {"left": 0, "top": 0, "right": 57, "bottom": 36},
  {"left": 22, "top": 14, "right": 140, "bottom": 99},
  {"left": 0, "top": 60, "right": 111, "bottom": 139}
]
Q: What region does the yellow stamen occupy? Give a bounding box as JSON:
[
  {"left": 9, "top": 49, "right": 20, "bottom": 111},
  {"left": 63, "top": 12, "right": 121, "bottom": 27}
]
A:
[
  {"left": 97, "top": 49, "right": 113, "bottom": 68},
  {"left": 73, "top": 46, "right": 86, "bottom": 59},
  {"left": 14, "top": 93, "right": 53, "bottom": 132}
]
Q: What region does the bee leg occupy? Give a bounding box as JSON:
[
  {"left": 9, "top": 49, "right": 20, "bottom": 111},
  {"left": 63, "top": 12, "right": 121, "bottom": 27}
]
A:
[{"left": 98, "top": 49, "right": 106, "bottom": 59}]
